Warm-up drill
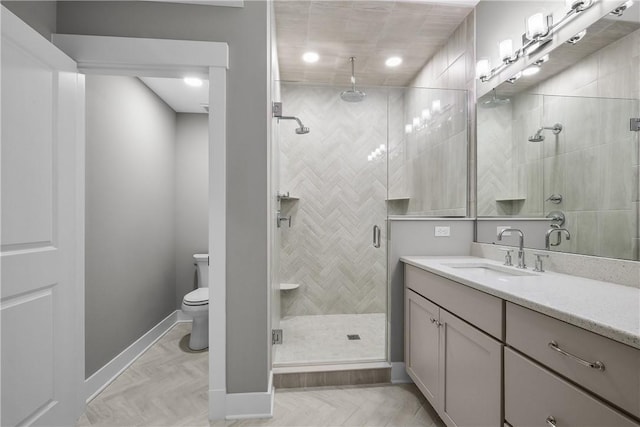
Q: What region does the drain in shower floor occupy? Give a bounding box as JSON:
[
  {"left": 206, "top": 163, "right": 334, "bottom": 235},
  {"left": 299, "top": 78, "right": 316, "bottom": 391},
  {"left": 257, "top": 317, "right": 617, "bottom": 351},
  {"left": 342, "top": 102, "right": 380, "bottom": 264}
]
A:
[{"left": 347, "top": 334, "right": 361, "bottom": 340}]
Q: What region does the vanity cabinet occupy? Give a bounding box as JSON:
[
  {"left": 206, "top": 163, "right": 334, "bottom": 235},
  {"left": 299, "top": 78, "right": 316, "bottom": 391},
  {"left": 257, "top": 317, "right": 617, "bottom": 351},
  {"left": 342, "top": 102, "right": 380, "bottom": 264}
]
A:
[
  {"left": 505, "top": 348, "right": 639, "bottom": 427},
  {"left": 404, "top": 261, "right": 640, "bottom": 427},
  {"left": 506, "top": 302, "right": 640, "bottom": 419},
  {"left": 405, "top": 279, "right": 503, "bottom": 427}
]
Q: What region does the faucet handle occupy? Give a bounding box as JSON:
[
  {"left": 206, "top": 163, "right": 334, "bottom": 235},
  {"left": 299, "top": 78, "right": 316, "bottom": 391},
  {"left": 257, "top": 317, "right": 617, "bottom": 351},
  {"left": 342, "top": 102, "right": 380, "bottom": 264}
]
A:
[
  {"left": 498, "top": 247, "right": 514, "bottom": 266},
  {"left": 533, "top": 253, "right": 549, "bottom": 272}
]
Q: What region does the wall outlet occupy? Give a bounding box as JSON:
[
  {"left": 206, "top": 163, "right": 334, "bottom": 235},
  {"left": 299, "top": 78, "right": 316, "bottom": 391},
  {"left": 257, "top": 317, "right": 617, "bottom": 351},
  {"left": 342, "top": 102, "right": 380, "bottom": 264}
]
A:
[
  {"left": 497, "top": 226, "right": 511, "bottom": 237},
  {"left": 435, "top": 226, "right": 451, "bottom": 237}
]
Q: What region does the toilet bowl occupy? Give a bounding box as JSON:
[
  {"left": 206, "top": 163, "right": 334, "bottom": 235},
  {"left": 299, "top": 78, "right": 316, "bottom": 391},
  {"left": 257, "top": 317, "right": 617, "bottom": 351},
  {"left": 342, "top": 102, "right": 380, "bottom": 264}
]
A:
[{"left": 182, "top": 254, "right": 209, "bottom": 350}]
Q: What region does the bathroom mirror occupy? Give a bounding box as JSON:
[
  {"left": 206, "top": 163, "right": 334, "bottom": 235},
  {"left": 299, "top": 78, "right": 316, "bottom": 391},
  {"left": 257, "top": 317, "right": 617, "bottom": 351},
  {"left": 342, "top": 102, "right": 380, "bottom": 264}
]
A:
[{"left": 476, "top": 2, "right": 640, "bottom": 261}]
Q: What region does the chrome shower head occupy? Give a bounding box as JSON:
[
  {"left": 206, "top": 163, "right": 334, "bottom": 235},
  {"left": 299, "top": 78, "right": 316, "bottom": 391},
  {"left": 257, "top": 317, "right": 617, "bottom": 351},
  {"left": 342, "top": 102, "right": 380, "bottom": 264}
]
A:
[
  {"left": 340, "top": 57, "right": 366, "bottom": 103},
  {"left": 295, "top": 126, "right": 310, "bottom": 135},
  {"left": 528, "top": 123, "right": 563, "bottom": 142},
  {"left": 528, "top": 130, "right": 545, "bottom": 142},
  {"left": 279, "top": 115, "right": 310, "bottom": 135}
]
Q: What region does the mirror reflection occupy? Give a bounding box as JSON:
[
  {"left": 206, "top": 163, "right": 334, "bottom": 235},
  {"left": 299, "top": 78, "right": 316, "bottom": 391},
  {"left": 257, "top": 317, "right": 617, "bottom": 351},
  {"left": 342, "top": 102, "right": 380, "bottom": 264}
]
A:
[{"left": 477, "top": 2, "right": 640, "bottom": 261}]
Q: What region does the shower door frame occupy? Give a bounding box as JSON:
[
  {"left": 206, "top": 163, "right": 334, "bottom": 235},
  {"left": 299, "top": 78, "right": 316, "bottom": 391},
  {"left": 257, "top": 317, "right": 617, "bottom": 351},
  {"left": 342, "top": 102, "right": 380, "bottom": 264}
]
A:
[{"left": 273, "top": 82, "right": 391, "bottom": 369}]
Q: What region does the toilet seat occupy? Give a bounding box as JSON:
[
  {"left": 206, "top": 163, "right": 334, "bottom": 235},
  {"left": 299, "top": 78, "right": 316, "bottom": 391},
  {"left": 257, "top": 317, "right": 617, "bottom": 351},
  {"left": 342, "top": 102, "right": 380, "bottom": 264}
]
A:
[{"left": 183, "top": 288, "right": 209, "bottom": 306}]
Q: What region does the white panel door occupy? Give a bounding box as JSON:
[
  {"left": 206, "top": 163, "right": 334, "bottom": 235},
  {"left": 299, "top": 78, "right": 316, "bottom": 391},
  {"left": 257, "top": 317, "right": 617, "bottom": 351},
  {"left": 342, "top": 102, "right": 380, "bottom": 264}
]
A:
[{"left": 1, "top": 7, "right": 84, "bottom": 427}]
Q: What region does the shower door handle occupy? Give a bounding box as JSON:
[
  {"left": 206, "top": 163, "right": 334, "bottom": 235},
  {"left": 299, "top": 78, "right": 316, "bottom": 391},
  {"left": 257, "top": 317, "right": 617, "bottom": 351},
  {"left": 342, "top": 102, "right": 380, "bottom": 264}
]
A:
[{"left": 373, "top": 225, "right": 381, "bottom": 248}]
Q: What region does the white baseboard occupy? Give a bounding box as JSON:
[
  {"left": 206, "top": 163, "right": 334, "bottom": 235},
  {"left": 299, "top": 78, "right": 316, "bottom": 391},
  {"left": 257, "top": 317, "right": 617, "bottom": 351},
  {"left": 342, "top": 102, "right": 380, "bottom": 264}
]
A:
[
  {"left": 391, "top": 362, "right": 413, "bottom": 384},
  {"left": 84, "top": 310, "right": 184, "bottom": 402},
  {"left": 224, "top": 371, "right": 274, "bottom": 420}
]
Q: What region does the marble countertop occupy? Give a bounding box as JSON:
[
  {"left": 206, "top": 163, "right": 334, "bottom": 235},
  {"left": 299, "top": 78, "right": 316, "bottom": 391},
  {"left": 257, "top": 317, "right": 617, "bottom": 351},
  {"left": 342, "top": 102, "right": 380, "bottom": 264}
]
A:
[{"left": 400, "top": 256, "right": 640, "bottom": 350}]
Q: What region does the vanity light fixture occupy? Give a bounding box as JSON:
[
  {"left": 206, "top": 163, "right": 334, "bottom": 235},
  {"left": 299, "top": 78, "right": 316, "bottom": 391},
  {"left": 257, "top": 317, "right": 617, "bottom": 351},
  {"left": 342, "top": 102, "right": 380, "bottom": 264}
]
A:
[
  {"left": 385, "top": 56, "right": 402, "bottom": 67},
  {"left": 476, "top": 0, "right": 594, "bottom": 83},
  {"left": 302, "top": 52, "right": 320, "bottom": 63},
  {"left": 405, "top": 124, "right": 413, "bottom": 134},
  {"left": 183, "top": 77, "right": 203, "bottom": 87}
]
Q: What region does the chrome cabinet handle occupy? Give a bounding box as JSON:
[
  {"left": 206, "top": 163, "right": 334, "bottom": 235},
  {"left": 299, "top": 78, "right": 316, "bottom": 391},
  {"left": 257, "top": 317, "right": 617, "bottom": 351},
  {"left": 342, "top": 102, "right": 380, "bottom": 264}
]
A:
[
  {"left": 546, "top": 416, "right": 557, "bottom": 426},
  {"left": 548, "top": 341, "right": 605, "bottom": 371},
  {"left": 429, "top": 317, "right": 442, "bottom": 327},
  {"left": 373, "top": 225, "right": 381, "bottom": 248}
]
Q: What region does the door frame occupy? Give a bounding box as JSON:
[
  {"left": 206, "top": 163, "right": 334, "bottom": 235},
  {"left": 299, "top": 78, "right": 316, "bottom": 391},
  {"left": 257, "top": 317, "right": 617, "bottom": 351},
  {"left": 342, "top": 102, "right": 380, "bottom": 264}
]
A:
[{"left": 51, "top": 33, "right": 229, "bottom": 420}]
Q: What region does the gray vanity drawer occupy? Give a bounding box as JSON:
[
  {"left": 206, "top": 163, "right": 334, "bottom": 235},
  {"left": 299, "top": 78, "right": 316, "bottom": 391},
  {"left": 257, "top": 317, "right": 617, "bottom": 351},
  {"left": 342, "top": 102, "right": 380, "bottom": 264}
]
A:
[
  {"left": 405, "top": 264, "right": 503, "bottom": 339},
  {"left": 505, "top": 348, "right": 639, "bottom": 427},
  {"left": 506, "top": 302, "right": 640, "bottom": 419}
]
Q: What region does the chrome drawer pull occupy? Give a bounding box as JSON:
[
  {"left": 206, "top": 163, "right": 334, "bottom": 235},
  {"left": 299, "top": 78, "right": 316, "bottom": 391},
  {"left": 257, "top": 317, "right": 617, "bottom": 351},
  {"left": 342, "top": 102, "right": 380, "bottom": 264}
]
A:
[
  {"left": 429, "top": 318, "right": 442, "bottom": 327},
  {"left": 546, "top": 416, "right": 557, "bottom": 426},
  {"left": 548, "top": 341, "right": 605, "bottom": 371}
]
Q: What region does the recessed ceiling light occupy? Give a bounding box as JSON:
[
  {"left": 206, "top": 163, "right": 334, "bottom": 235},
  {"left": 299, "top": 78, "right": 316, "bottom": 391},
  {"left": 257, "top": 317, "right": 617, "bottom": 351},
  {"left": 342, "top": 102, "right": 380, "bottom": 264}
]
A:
[
  {"left": 522, "top": 66, "right": 540, "bottom": 77},
  {"left": 385, "top": 56, "right": 402, "bottom": 67},
  {"left": 302, "top": 52, "right": 319, "bottom": 63},
  {"left": 184, "top": 77, "right": 203, "bottom": 87}
]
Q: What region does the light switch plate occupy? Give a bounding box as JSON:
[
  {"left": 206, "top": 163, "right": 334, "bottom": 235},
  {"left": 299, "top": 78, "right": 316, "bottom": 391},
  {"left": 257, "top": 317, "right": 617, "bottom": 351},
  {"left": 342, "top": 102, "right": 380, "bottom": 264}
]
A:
[{"left": 435, "top": 226, "right": 451, "bottom": 237}]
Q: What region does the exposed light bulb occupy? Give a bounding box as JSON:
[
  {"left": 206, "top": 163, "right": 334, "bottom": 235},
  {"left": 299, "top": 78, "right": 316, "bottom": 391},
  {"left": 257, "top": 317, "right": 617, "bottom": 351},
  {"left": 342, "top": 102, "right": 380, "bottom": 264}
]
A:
[
  {"left": 421, "top": 109, "right": 431, "bottom": 120},
  {"left": 405, "top": 124, "right": 413, "bottom": 134},
  {"left": 432, "top": 100, "right": 442, "bottom": 113}
]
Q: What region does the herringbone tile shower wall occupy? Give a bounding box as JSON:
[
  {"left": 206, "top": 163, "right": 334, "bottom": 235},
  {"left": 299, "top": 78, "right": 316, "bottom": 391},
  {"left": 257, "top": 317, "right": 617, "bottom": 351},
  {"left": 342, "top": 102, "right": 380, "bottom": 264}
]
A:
[{"left": 279, "top": 85, "right": 390, "bottom": 316}]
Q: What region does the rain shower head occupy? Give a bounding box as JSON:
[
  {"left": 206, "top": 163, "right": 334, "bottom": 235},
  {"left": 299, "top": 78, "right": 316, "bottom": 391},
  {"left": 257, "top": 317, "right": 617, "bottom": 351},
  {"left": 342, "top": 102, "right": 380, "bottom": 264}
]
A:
[
  {"left": 340, "top": 57, "right": 366, "bottom": 103},
  {"left": 528, "top": 123, "right": 563, "bottom": 142}
]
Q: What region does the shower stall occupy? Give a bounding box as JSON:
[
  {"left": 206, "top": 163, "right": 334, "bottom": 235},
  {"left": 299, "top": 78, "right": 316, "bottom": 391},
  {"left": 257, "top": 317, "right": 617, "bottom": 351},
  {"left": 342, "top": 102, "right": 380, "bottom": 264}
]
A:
[{"left": 272, "top": 82, "right": 469, "bottom": 368}]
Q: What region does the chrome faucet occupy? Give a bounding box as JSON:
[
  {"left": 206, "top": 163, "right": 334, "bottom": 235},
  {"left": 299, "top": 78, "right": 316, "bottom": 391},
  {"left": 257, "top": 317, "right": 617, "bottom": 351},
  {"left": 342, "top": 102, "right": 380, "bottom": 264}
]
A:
[
  {"left": 498, "top": 228, "right": 526, "bottom": 269},
  {"left": 545, "top": 227, "right": 570, "bottom": 250}
]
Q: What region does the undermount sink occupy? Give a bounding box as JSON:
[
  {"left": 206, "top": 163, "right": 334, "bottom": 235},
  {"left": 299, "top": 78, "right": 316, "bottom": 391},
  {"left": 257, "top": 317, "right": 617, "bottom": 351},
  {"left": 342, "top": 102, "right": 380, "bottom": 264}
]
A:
[{"left": 442, "top": 262, "right": 537, "bottom": 278}]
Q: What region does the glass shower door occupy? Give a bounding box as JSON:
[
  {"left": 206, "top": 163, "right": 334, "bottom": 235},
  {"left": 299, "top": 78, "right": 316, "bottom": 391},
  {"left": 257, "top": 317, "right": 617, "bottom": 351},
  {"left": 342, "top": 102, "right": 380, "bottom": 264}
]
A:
[{"left": 274, "top": 82, "right": 388, "bottom": 366}]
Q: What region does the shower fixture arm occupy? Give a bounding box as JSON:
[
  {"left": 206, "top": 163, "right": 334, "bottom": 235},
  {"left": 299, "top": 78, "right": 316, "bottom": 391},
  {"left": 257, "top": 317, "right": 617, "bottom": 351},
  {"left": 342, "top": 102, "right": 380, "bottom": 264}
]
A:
[
  {"left": 278, "top": 116, "right": 304, "bottom": 129},
  {"left": 539, "top": 123, "right": 563, "bottom": 135}
]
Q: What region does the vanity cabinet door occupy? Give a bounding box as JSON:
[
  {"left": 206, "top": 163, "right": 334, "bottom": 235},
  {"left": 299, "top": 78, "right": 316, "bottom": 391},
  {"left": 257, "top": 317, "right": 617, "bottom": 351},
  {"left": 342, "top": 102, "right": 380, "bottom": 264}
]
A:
[
  {"left": 505, "top": 348, "right": 639, "bottom": 427},
  {"left": 406, "top": 289, "right": 440, "bottom": 406},
  {"left": 439, "top": 310, "right": 503, "bottom": 427}
]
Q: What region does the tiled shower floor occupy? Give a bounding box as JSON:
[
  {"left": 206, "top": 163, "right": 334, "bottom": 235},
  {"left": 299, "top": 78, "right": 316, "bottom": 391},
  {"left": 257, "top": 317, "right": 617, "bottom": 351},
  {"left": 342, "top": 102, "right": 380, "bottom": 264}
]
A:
[{"left": 273, "top": 313, "right": 386, "bottom": 366}]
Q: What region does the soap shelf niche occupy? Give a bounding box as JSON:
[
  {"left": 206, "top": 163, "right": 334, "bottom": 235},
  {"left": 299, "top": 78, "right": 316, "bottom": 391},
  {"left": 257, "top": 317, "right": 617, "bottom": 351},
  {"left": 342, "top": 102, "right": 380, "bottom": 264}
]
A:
[
  {"left": 279, "top": 283, "right": 300, "bottom": 291},
  {"left": 277, "top": 191, "right": 299, "bottom": 202},
  {"left": 386, "top": 196, "right": 410, "bottom": 202}
]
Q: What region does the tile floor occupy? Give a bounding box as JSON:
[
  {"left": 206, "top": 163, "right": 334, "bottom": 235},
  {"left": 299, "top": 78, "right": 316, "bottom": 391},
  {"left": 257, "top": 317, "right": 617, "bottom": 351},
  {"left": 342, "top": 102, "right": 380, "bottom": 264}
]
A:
[
  {"left": 273, "top": 313, "right": 386, "bottom": 366},
  {"left": 77, "top": 322, "right": 443, "bottom": 427}
]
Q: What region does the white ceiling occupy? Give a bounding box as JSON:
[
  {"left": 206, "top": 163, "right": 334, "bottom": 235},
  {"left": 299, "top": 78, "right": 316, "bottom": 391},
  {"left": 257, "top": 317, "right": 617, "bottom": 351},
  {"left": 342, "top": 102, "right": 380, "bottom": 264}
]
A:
[
  {"left": 274, "top": 0, "right": 475, "bottom": 86},
  {"left": 140, "top": 77, "right": 209, "bottom": 113}
]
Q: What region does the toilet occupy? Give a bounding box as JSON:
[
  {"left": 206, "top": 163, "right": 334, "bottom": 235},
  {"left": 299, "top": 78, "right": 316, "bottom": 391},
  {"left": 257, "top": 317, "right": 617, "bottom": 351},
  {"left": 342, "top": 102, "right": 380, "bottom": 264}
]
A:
[{"left": 182, "top": 253, "right": 209, "bottom": 350}]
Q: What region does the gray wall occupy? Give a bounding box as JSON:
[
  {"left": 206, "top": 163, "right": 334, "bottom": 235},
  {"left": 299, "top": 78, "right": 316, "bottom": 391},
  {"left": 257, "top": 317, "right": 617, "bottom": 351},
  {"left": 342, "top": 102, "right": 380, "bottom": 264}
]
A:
[
  {"left": 175, "top": 114, "right": 209, "bottom": 307},
  {"left": 57, "top": 0, "right": 271, "bottom": 393},
  {"left": 85, "top": 75, "right": 176, "bottom": 378},
  {"left": 2, "top": 1, "right": 57, "bottom": 39},
  {"left": 388, "top": 219, "right": 474, "bottom": 362}
]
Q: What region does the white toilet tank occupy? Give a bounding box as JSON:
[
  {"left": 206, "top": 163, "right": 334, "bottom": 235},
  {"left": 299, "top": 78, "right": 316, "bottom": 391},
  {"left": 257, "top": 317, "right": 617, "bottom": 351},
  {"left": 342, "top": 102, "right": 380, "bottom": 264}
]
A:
[{"left": 193, "top": 254, "right": 209, "bottom": 288}]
